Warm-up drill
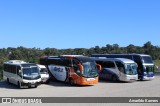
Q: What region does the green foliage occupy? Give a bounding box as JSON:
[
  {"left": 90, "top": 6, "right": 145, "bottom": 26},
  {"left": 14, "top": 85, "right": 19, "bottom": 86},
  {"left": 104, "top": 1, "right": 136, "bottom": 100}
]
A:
[{"left": 154, "top": 60, "right": 160, "bottom": 72}]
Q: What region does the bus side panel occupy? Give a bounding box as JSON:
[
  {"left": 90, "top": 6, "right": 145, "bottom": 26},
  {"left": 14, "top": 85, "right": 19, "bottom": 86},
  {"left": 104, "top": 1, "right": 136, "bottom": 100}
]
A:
[
  {"left": 48, "top": 65, "right": 67, "bottom": 82},
  {"left": 3, "top": 71, "right": 7, "bottom": 80},
  {"left": 3, "top": 71, "right": 17, "bottom": 85}
]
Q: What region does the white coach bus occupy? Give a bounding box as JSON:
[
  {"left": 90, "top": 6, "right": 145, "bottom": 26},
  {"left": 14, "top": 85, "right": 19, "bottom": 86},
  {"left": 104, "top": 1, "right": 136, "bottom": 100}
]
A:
[{"left": 3, "top": 60, "right": 41, "bottom": 88}]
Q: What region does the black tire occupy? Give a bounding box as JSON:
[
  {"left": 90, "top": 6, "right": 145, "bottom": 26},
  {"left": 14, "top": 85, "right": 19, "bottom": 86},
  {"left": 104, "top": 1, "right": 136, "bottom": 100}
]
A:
[
  {"left": 112, "top": 75, "right": 118, "bottom": 82},
  {"left": 7, "top": 78, "right": 10, "bottom": 84},
  {"left": 46, "top": 79, "right": 50, "bottom": 84},
  {"left": 18, "top": 81, "right": 21, "bottom": 88},
  {"left": 34, "top": 85, "right": 37, "bottom": 88},
  {"left": 140, "top": 78, "right": 143, "bottom": 81},
  {"left": 34, "top": 83, "right": 38, "bottom": 88},
  {"left": 69, "top": 78, "right": 74, "bottom": 86}
]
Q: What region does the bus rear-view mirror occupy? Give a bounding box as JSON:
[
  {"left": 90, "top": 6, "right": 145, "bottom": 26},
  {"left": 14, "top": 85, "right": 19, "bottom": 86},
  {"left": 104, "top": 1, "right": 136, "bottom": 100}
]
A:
[
  {"left": 78, "top": 64, "right": 84, "bottom": 71},
  {"left": 18, "top": 70, "right": 22, "bottom": 76},
  {"left": 155, "top": 65, "right": 159, "bottom": 71},
  {"left": 96, "top": 64, "right": 102, "bottom": 71}
]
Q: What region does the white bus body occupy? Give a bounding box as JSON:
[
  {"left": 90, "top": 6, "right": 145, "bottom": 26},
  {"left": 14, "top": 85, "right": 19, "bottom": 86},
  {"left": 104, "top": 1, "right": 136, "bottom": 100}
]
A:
[
  {"left": 3, "top": 60, "right": 41, "bottom": 88},
  {"left": 37, "top": 64, "right": 50, "bottom": 83}
]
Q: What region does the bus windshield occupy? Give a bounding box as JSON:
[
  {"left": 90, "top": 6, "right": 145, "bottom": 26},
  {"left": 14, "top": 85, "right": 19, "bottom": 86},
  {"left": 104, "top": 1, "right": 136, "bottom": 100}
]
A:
[
  {"left": 145, "top": 66, "right": 154, "bottom": 74},
  {"left": 142, "top": 56, "right": 153, "bottom": 64},
  {"left": 22, "top": 67, "right": 40, "bottom": 80},
  {"left": 40, "top": 68, "right": 48, "bottom": 74},
  {"left": 125, "top": 63, "right": 137, "bottom": 75},
  {"left": 81, "top": 62, "right": 98, "bottom": 78}
]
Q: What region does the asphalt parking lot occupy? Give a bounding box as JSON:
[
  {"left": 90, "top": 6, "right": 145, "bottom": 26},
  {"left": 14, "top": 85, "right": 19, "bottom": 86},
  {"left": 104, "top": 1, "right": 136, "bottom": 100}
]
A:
[{"left": 0, "top": 73, "right": 160, "bottom": 97}]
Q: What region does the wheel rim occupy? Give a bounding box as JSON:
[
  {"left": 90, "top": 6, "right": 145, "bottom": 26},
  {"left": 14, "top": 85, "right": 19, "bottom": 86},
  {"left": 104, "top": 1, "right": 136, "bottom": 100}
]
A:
[
  {"left": 7, "top": 78, "right": 10, "bottom": 83},
  {"left": 69, "top": 79, "right": 74, "bottom": 85},
  {"left": 112, "top": 76, "right": 117, "bottom": 82},
  {"left": 18, "top": 82, "right": 21, "bottom": 88}
]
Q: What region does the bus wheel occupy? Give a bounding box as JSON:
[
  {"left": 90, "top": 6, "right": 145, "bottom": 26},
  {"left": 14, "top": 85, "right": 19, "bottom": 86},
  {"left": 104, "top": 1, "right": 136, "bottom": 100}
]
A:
[
  {"left": 45, "top": 79, "right": 50, "bottom": 84},
  {"left": 112, "top": 76, "right": 118, "bottom": 82},
  {"left": 7, "top": 78, "right": 10, "bottom": 84},
  {"left": 18, "top": 81, "right": 22, "bottom": 88},
  {"left": 69, "top": 78, "right": 74, "bottom": 86},
  {"left": 34, "top": 83, "right": 38, "bottom": 88},
  {"left": 140, "top": 78, "right": 143, "bottom": 81}
]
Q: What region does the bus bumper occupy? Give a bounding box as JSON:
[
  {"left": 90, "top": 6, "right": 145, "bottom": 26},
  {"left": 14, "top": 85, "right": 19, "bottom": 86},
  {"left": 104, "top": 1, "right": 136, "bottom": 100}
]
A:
[
  {"left": 21, "top": 82, "right": 41, "bottom": 88},
  {"left": 143, "top": 76, "right": 155, "bottom": 80},
  {"left": 77, "top": 77, "right": 99, "bottom": 85}
]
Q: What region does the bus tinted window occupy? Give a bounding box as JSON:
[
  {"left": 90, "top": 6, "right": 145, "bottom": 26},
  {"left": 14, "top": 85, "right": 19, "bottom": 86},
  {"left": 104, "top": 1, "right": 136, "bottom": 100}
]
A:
[
  {"left": 16, "top": 66, "right": 21, "bottom": 74},
  {"left": 11, "top": 65, "right": 16, "bottom": 74},
  {"left": 121, "top": 55, "right": 132, "bottom": 60},
  {"left": 96, "top": 61, "right": 104, "bottom": 67},
  {"left": 62, "top": 59, "right": 72, "bottom": 67},
  {"left": 142, "top": 56, "right": 153, "bottom": 63},
  {"left": 21, "top": 64, "right": 37, "bottom": 67},
  {"left": 96, "top": 61, "right": 115, "bottom": 68},
  {"left": 103, "top": 61, "right": 115, "bottom": 68},
  {"left": 115, "top": 61, "right": 125, "bottom": 73},
  {"left": 133, "top": 55, "right": 141, "bottom": 62}
]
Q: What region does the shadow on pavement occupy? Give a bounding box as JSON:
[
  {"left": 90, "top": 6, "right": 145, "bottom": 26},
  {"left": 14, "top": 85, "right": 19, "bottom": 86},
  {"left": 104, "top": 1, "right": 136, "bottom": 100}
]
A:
[
  {"left": 98, "top": 79, "right": 134, "bottom": 84},
  {"left": 0, "top": 80, "right": 19, "bottom": 89},
  {"left": 47, "top": 80, "right": 94, "bottom": 88},
  {"left": 155, "top": 72, "right": 160, "bottom": 76}
]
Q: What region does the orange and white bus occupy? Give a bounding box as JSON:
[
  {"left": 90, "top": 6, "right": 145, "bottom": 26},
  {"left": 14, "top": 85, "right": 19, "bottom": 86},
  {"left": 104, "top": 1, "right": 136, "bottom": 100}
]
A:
[{"left": 40, "top": 55, "right": 101, "bottom": 85}]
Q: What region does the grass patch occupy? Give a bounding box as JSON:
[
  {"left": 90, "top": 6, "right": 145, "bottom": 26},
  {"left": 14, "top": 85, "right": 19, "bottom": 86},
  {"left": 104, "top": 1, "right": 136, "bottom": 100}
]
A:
[{"left": 154, "top": 60, "right": 160, "bottom": 72}]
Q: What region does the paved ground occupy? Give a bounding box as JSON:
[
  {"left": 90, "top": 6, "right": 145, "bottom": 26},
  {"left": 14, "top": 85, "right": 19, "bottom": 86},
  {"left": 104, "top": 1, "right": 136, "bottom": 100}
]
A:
[{"left": 0, "top": 73, "right": 160, "bottom": 106}]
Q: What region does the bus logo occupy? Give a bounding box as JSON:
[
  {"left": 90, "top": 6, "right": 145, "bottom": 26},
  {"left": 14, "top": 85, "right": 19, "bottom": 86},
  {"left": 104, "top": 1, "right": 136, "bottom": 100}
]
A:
[{"left": 2, "top": 98, "right": 11, "bottom": 103}]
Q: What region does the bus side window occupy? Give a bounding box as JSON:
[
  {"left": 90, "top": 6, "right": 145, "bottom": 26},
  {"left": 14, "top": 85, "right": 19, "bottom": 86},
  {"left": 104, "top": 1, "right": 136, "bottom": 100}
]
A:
[
  {"left": 6, "top": 65, "right": 9, "bottom": 72},
  {"left": 12, "top": 65, "right": 16, "bottom": 74},
  {"left": 133, "top": 55, "right": 141, "bottom": 63},
  {"left": 17, "top": 66, "right": 22, "bottom": 76},
  {"left": 4, "top": 64, "right": 7, "bottom": 71},
  {"left": 72, "top": 60, "right": 81, "bottom": 76},
  {"left": 104, "top": 61, "right": 115, "bottom": 68},
  {"left": 115, "top": 61, "right": 125, "bottom": 73}
]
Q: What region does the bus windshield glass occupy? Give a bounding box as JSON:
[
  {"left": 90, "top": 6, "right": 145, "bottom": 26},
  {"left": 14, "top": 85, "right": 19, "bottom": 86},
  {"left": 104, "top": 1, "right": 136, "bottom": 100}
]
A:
[
  {"left": 40, "top": 68, "right": 48, "bottom": 74},
  {"left": 142, "top": 56, "right": 153, "bottom": 64},
  {"left": 22, "top": 67, "right": 40, "bottom": 80},
  {"left": 145, "top": 66, "right": 154, "bottom": 74},
  {"left": 81, "top": 62, "right": 98, "bottom": 78},
  {"left": 125, "top": 63, "right": 137, "bottom": 75}
]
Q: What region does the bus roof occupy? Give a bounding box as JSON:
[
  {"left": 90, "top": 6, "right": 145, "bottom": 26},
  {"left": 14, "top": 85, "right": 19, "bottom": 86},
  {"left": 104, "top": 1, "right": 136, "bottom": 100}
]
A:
[
  {"left": 61, "top": 55, "right": 83, "bottom": 57},
  {"left": 75, "top": 56, "right": 94, "bottom": 62},
  {"left": 6, "top": 60, "right": 26, "bottom": 64},
  {"left": 93, "top": 57, "right": 135, "bottom": 64},
  {"left": 41, "top": 56, "right": 95, "bottom": 62},
  {"left": 4, "top": 60, "right": 37, "bottom": 67},
  {"left": 91, "top": 54, "right": 151, "bottom": 57}
]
